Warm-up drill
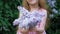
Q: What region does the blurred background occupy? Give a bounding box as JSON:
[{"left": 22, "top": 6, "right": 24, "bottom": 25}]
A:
[{"left": 0, "top": 0, "right": 60, "bottom": 34}]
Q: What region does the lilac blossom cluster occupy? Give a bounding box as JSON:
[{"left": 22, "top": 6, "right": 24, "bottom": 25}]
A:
[{"left": 13, "top": 6, "right": 41, "bottom": 29}]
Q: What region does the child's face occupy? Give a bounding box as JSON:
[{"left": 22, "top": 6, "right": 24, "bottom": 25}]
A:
[{"left": 27, "top": 0, "right": 38, "bottom": 5}]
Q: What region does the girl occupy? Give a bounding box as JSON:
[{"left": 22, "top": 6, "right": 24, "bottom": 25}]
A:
[{"left": 17, "top": 0, "right": 47, "bottom": 34}]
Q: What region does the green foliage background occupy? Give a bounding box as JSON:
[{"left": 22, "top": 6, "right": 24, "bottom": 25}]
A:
[{"left": 0, "top": 0, "right": 60, "bottom": 34}]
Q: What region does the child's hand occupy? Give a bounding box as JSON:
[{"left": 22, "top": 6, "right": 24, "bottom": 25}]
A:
[
  {"left": 20, "top": 28, "right": 28, "bottom": 34},
  {"left": 17, "top": 28, "right": 28, "bottom": 34}
]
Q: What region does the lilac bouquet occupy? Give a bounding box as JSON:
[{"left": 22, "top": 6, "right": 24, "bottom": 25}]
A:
[{"left": 13, "top": 6, "right": 41, "bottom": 30}]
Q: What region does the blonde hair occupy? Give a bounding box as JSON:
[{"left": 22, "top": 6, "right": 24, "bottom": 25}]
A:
[{"left": 22, "top": 0, "right": 47, "bottom": 11}]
